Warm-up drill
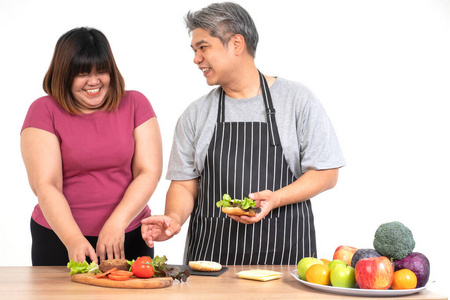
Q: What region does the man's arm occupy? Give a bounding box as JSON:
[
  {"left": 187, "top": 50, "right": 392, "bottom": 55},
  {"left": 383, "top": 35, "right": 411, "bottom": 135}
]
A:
[
  {"left": 227, "top": 168, "right": 339, "bottom": 224},
  {"left": 141, "top": 178, "right": 198, "bottom": 247},
  {"left": 271, "top": 168, "right": 339, "bottom": 207},
  {"left": 165, "top": 178, "right": 198, "bottom": 224}
]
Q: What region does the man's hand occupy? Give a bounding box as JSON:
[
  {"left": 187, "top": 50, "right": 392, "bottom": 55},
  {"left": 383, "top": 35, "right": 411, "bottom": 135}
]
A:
[
  {"left": 227, "top": 169, "right": 339, "bottom": 224},
  {"left": 227, "top": 190, "right": 280, "bottom": 224},
  {"left": 141, "top": 215, "right": 181, "bottom": 248}
]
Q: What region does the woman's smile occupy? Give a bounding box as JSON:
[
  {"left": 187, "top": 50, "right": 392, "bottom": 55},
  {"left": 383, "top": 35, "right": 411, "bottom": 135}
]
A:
[{"left": 71, "top": 67, "right": 110, "bottom": 113}]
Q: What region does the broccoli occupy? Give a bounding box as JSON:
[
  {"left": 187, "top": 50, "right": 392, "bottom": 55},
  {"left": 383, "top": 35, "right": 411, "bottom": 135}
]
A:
[{"left": 373, "top": 221, "right": 415, "bottom": 260}]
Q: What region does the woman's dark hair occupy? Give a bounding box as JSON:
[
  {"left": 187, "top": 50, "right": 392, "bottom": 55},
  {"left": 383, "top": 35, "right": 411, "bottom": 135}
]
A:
[{"left": 43, "top": 27, "right": 125, "bottom": 114}]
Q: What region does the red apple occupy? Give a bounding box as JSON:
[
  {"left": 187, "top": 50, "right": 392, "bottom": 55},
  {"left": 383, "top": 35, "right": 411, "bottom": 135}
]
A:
[
  {"left": 355, "top": 256, "right": 394, "bottom": 290},
  {"left": 333, "top": 245, "right": 358, "bottom": 266}
]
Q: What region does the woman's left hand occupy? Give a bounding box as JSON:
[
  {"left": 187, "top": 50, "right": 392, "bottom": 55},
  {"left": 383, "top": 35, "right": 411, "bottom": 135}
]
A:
[
  {"left": 227, "top": 190, "right": 281, "bottom": 225},
  {"left": 96, "top": 223, "right": 126, "bottom": 262}
]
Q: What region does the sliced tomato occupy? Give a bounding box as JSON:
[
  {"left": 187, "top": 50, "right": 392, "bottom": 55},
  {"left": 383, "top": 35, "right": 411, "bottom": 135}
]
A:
[
  {"left": 108, "top": 274, "right": 131, "bottom": 281},
  {"left": 110, "top": 270, "right": 134, "bottom": 277},
  {"left": 95, "top": 267, "right": 118, "bottom": 278}
]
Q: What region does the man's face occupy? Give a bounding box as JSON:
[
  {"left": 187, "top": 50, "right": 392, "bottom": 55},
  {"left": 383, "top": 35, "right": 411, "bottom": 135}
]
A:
[{"left": 190, "top": 28, "right": 235, "bottom": 86}]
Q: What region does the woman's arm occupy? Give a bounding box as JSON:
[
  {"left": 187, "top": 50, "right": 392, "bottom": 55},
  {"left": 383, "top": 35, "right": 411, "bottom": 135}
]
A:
[
  {"left": 21, "top": 127, "right": 98, "bottom": 263},
  {"left": 96, "top": 117, "right": 163, "bottom": 261}
]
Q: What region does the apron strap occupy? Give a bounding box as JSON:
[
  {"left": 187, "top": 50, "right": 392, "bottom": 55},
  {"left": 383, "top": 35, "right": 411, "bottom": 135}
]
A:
[
  {"left": 217, "top": 71, "right": 281, "bottom": 146},
  {"left": 217, "top": 88, "right": 226, "bottom": 123},
  {"left": 259, "top": 71, "right": 281, "bottom": 146}
]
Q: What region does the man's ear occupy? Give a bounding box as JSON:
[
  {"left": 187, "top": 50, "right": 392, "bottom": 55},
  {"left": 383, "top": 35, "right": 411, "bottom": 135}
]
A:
[{"left": 232, "top": 34, "right": 246, "bottom": 55}]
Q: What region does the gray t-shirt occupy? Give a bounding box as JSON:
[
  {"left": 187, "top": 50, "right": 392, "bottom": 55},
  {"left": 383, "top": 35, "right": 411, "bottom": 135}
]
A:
[{"left": 166, "top": 77, "right": 345, "bottom": 181}]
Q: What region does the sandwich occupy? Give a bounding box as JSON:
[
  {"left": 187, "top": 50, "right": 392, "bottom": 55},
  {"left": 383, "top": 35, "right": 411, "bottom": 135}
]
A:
[{"left": 216, "top": 193, "right": 256, "bottom": 217}]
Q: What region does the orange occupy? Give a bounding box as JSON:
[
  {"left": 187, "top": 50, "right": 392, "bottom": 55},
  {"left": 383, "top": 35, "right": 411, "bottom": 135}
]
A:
[
  {"left": 306, "top": 264, "right": 331, "bottom": 285},
  {"left": 320, "top": 258, "right": 331, "bottom": 267},
  {"left": 391, "top": 269, "right": 417, "bottom": 290}
]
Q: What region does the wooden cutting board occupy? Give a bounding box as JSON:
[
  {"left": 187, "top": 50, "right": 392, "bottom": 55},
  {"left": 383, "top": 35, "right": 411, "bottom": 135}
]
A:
[{"left": 71, "top": 273, "right": 173, "bottom": 289}]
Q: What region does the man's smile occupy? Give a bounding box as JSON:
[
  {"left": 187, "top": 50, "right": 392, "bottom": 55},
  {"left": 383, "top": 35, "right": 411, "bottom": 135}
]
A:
[{"left": 200, "top": 67, "right": 211, "bottom": 74}]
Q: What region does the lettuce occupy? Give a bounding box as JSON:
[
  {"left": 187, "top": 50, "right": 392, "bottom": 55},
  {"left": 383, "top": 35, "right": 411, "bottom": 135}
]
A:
[
  {"left": 239, "top": 196, "right": 256, "bottom": 210},
  {"left": 216, "top": 193, "right": 232, "bottom": 208},
  {"left": 216, "top": 193, "right": 256, "bottom": 210},
  {"left": 67, "top": 260, "right": 100, "bottom": 275},
  {"left": 128, "top": 255, "right": 190, "bottom": 282}
]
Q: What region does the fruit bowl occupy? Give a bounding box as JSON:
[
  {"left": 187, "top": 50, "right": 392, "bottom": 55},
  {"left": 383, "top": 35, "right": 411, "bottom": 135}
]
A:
[{"left": 290, "top": 270, "right": 427, "bottom": 297}]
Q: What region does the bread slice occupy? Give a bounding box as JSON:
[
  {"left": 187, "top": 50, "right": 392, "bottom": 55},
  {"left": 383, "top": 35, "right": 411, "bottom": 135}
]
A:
[
  {"left": 189, "top": 261, "right": 222, "bottom": 272},
  {"left": 222, "top": 206, "right": 256, "bottom": 217}
]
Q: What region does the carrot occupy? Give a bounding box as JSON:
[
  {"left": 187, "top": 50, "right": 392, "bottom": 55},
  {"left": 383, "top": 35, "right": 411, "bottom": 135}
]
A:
[{"left": 95, "top": 267, "right": 118, "bottom": 278}]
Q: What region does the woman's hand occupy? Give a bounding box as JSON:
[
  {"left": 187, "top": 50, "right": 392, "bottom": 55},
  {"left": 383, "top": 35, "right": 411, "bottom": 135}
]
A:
[
  {"left": 94, "top": 117, "right": 163, "bottom": 262},
  {"left": 227, "top": 190, "right": 281, "bottom": 224},
  {"left": 96, "top": 222, "right": 126, "bottom": 262},
  {"left": 66, "top": 236, "right": 98, "bottom": 264}
]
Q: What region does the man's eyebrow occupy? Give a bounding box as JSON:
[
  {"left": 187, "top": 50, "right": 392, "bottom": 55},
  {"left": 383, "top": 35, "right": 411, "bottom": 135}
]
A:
[{"left": 191, "top": 39, "right": 209, "bottom": 49}]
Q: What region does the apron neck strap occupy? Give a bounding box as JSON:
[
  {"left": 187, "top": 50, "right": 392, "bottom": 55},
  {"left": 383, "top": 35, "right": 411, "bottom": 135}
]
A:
[{"left": 217, "top": 70, "right": 281, "bottom": 146}]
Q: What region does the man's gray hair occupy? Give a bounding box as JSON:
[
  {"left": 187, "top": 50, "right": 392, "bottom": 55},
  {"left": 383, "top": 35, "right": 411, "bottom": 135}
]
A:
[{"left": 184, "top": 2, "right": 259, "bottom": 58}]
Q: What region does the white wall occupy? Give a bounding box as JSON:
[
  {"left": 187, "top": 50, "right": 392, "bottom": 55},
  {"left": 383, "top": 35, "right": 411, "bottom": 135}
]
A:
[{"left": 1, "top": 0, "right": 448, "bottom": 296}]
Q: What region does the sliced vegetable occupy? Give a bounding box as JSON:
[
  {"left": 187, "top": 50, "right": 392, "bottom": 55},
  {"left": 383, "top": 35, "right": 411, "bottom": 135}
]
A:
[
  {"left": 95, "top": 267, "right": 117, "bottom": 278},
  {"left": 110, "top": 270, "right": 134, "bottom": 277},
  {"left": 67, "top": 255, "right": 191, "bottom": 282},
  {"left": 108, "top": 274, "right": 131, "bottom": 281}
]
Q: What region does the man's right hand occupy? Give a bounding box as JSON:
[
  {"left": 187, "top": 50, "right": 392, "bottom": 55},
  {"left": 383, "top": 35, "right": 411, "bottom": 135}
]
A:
[{"left": 140, "top": 215, "right": 181, "bottom": 248}]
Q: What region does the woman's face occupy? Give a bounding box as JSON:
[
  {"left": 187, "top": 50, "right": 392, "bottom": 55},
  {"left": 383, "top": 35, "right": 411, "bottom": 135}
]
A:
[{"left": 71, "top": 66, "right": 110, "bottom": 113}]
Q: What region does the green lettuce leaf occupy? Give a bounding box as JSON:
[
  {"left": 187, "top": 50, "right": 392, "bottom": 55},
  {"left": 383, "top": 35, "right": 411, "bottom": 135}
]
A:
[
  {"left": 67, "top": 260, "right": 100, "bottom": 275},
  {"left": 216, "top": 193, "right": 256, "bottom": 210},
  {"left": 216, "top": 193, "right": 232, "bottom": 208},
  {"left": 239, "top": 196, "right": 256, "bottom": 210}
]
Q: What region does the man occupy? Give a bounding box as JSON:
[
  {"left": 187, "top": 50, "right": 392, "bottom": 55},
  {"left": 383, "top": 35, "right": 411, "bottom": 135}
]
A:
[{"left": 141, "top": 2, "right": 345, "bottom": 265}]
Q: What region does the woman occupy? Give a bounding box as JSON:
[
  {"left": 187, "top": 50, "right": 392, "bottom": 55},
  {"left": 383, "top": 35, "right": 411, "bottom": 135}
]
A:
[{"left": 21, "top": 27, "right": 162, "bottom": 266}]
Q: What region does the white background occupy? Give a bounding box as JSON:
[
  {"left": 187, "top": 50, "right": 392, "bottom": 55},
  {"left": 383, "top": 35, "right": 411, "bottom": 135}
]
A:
[{"left": 1, "top": 0, "right": 449, "bottom": 296}]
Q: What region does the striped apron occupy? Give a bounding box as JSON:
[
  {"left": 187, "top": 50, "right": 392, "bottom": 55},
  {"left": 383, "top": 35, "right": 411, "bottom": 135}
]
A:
[{"left": 184, "top": 72, "right": 316, "bottom": 265}]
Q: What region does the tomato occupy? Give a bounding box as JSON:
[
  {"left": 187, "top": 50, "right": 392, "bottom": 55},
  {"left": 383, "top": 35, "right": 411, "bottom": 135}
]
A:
[
  {"left": 110, "top": 270, "right": 134, "bottom": 277},
  {"left": 391, "top": 269, "right": 417, "bottom": 290},
  {"left": 108, "top": 274, "right": 131, "bottom": 281},
  {"left": 95, "top": 267, "right": 117, "bottom": 278},
  {"left": 131, "top": 256, "right": 154, "bottom": 278},
  {"left": 306, "top": 264, "right": 331, "bottom": 285}
]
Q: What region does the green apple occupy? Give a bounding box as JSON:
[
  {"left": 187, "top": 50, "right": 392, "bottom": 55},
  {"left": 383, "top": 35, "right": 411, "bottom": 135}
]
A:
[
  {"left": 330, "top": 264, "right": 356, "bottom": 288},
  {"left": 328, "top": 259, "right": 348, "bottom": 270},
  {"left": 297, "top": 257, "right": 323, "bottom": 281}
]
